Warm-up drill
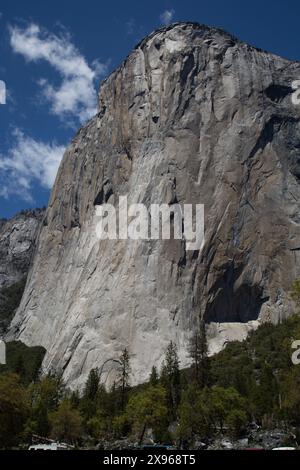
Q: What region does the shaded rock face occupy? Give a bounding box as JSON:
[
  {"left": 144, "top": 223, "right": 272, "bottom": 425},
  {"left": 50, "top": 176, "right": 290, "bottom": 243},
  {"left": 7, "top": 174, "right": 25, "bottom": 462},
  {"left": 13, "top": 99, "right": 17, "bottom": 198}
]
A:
[
  {"left": 0, "top": 210, "right": 44, "bottom": 289},
  {"left": 8, "top": 23, "right": 300, "bottom": 388},
  {"left": 0, "top": 209, "right": 44, "bottom": 334}
]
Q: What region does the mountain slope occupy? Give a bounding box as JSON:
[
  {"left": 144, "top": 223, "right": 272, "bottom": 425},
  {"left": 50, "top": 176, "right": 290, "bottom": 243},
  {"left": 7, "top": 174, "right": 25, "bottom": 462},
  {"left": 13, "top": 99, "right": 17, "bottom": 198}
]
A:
[{"left": 8, "top": 22, "right": 300, "bottom": 388}]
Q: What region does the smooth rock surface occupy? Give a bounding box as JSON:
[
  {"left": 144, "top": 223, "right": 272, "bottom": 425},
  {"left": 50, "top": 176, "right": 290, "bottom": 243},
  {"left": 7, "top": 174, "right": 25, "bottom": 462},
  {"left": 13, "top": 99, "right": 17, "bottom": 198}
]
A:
[{"left": 8, "top": 23, "right": 300, "bottom": 389}]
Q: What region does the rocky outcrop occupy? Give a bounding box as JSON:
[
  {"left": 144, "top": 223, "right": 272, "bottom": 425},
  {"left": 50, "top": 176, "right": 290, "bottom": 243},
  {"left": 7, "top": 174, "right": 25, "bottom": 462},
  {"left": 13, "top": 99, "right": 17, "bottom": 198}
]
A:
[
  {"left": 8, "top": 23, "right": 300, "bottom": 388},
  {"left": 0, "top": 209, "right": 44, "bottom": 289},
  {"left": 0, "top": 209, "right": 44, "bottom": 333}
]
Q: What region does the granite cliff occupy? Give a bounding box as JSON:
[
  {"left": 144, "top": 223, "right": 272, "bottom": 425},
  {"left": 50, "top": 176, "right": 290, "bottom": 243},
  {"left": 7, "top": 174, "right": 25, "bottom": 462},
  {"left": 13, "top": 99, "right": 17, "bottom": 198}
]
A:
[
  {"left": 7, "top": 23, "right": 300, "bottom": 388},
  {"left": 0, "top": 209, "right": 44, "bottom": 333}
]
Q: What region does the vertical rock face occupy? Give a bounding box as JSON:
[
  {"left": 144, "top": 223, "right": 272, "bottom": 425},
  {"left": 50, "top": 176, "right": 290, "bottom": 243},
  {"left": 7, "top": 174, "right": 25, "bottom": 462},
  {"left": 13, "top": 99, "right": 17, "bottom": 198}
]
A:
[
  {"left": 0, "top": 209, "right": 44, "bottom": 289},
  {"left": 8, "top": 23, "right": 300, "bottom": 388},
  {"left": 0, "top": 209, "right": 44, "bottom": 333}
]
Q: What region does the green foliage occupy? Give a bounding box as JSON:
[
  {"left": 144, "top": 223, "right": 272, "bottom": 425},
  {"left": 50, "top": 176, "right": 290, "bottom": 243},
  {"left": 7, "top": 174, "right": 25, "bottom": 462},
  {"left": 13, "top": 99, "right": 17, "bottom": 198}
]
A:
[
  {"left": 280, "top": 366, "right": 300, "bottom": 425},
  {"left": 86, "top": 410, "right": 108, "bottom": 440},
  {"left": 211, "top": 314, "right": 300, "bottom": 424},
  {"left": 188, "top": 320, "right": 210, "bottom": 387},
  {"left": 1, "top": 301, "right": 300, "bottom": 449},
  {"left": 116, "top": 348, "right": 131, "bottom": 411},
  {"left": 80, "top": 368, "right": 100, "bottom": 418},
  {"left": 226, "top": 409, "right": 248, "bottom": 438},
  {"left": 161, "top": 341, "right": 181, "bottom": 417},
  {"left": 112, "top": 413, "right": 130, "bottom": 438},
  {"left": 84, "top": 368, "right": 100, "bottom": 401},
  {"left": 50, "top": 399, "right": 83, "bottom": 445},
  {"left": 26, "top": 374, "right": 65, "bottom": 437},
  {"left": 126, "top": 385, "right": 168, "bottom": 444},
  {"left": 177, "top": 383, "right": 212, "bottom": 442},
  {"left": 206, "top": 386, "right": 248, "bottom": 432},
  {"left": 251, "top": 363, "right": 279, "bottom": 423},
  {"left": 0, "top": 373, "right": 29, "bottom": 448},
  {"left": 0, "top": 278, "right": 26, "bottom": 332},
  {"left": 149, "top": 366, "right": 159, "bottom": 385},
  {"left": 0, "top": 341, "right": 45, "bottom": 385},
  {"left": 178, "top": 384, "right": 248, "bottom": 444}
]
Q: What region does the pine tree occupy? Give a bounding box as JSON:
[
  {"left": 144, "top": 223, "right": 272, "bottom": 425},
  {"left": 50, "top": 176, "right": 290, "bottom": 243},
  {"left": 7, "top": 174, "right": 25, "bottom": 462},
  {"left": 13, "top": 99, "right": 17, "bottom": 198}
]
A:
[
  {"left": 116, "top": 348, "right": 131, "bottom": 411},
  {"left": 149, "top": 366, "right": 158, "bottom": 385},
  {"left": 188, "top": 319, "right": 210, "bottom": 387},
  {"left": 160, "top": 341, "right": 181, "bottom": 417},
  {"left": 252, "top": 363, "right": 279, "bottom": 422},
  {"left": 70, "top": 390, "right": 80, "bottom": 409},
  {"left": 84, "top": 368, "right": 100, "bottom": 401},
  {"left": 35, "top": 402, "right": 51, "bottom": 437}
]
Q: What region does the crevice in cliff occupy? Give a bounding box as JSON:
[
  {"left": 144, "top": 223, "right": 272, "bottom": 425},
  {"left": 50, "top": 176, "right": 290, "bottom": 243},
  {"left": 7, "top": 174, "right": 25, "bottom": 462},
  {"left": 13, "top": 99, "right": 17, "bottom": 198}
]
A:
[
  {"left": 204, "top": 262, "right": 269, "bottom": 323},
  {"left": 249, "top": 116, "right": 283, "bottom": 158},
  {"left": 94, "top": 181, "right": 114, "bottom": 206},
  {"left": 265, "top": 84, "right": 293, "bottom": 103},
  {"left": 180, "top": 53, "right": 195, "bottom": 87}
]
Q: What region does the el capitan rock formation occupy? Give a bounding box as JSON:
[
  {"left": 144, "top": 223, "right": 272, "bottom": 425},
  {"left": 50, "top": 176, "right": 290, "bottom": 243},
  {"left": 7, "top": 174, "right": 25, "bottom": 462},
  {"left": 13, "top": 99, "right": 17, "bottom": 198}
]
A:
[{"left": 7, "top": 22, "right": 300, "bottom": 388}]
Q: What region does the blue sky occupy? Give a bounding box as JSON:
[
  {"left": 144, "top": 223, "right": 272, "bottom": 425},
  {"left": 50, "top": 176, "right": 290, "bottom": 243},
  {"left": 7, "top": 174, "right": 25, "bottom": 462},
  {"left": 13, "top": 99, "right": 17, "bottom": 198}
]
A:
[{"left": 1, "top": 0, "right": 300, "bottom": 218}]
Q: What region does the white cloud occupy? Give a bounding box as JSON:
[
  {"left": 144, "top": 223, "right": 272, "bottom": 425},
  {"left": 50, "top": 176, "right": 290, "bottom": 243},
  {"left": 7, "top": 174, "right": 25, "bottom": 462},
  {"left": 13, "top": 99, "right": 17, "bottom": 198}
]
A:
[
  {"left": 10, "top": 23, "right": 108, "bottom": 123},
  {"left": 0, "top": 129, "right": 65, "bottom": 201},
  {"left": 126, "top": 19, "right": 135, "bottom": 35},
  {"left": 159, "top": 9, "right": 175, "bottom": 25}
]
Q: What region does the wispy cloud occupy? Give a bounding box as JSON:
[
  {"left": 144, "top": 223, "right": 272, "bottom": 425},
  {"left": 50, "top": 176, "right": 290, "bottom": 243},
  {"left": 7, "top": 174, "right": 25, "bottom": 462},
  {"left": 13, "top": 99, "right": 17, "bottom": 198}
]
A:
[
  {"left": 125, "top": 18, "right": 135, "bottom": 35},
  {"left": 9, "top": 23, "right": 108, "bottom": 124},
  {"left": 159, "top": 9, "right": 175, "bottom": 25},
  {"left": 124, "top": 18, "right": 146, "bottom": 41},
  {"left": 0, "top": 129, "right": 65, "bottom": 201}
]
